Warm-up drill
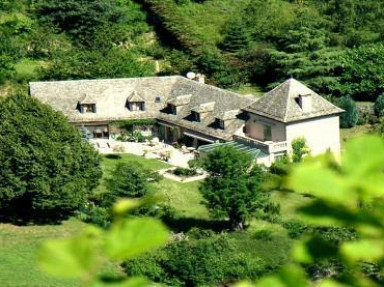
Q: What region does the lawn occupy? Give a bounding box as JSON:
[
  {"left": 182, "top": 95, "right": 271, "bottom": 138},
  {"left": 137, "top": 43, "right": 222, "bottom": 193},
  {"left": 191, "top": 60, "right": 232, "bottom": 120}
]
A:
[
  {"left": 98, "top": 153, "right": 208, "bottom": 219},
  {"left": 340, "top": 124, "right": 373, "bottom": 146},
  {"left": 0, "top": 219, "right": 85, "bottom": 287}
]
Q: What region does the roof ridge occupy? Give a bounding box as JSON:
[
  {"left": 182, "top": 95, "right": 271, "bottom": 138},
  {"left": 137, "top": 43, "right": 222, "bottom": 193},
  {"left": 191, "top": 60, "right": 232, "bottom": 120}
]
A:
[
  {"left": 29, "top": 75, "right": 183, "bottom": 85},
  {"left": 283, "top": 79, "right": 293, "bottom": 122}
]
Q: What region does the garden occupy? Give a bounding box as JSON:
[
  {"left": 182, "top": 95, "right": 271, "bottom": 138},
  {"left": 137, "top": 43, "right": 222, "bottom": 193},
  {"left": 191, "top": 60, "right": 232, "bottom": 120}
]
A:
[{"left": 2, "top": 94, "right": 384, "bottom": 287}]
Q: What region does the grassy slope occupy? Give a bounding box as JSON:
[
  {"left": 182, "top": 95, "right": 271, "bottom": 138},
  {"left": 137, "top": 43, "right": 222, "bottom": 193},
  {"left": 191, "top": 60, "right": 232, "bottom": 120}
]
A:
[{"left": 144, "top": 0, "right": 250, "bottom": 51}]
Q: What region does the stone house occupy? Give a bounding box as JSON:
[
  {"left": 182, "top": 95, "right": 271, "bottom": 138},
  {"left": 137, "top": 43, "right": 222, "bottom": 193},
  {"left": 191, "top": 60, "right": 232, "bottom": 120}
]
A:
[{"left": 29, "top": 76, "right": 343, "bottom": 165}]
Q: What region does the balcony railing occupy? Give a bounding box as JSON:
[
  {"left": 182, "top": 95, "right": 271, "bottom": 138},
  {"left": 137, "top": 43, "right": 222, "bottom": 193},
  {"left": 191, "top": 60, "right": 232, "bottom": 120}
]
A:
[{"left": 233, "top": 135, "right": 288, "bottom": 154}]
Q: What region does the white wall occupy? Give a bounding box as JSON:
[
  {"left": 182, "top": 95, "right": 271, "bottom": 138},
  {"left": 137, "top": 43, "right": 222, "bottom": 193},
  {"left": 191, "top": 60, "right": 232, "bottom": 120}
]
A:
[
  {"left": 286, "top": 116, "right": 341, "bottom": 157},
  {"left": 245, "top": 114, "right": 286, "bottom": 142}
]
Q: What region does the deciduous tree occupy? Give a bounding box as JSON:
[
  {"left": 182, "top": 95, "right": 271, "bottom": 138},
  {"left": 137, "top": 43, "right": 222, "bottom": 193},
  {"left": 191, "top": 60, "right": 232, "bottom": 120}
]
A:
[
  {"left": 0, "top": 94, "right": 102, "bottom": 221},
  {"left": 200, "top": 146, "right": 269, "bottom": 229}
]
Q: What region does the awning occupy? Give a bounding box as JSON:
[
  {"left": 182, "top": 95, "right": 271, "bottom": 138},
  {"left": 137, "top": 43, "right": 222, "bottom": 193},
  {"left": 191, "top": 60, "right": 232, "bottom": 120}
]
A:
[{"left": 183, "top": 131, "right": 216, "bottom": 143}]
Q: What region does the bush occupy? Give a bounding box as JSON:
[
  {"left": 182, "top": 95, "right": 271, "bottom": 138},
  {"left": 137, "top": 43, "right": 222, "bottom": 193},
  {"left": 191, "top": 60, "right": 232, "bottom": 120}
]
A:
[
  {"left": 281, "top": 220, "right": 311, "bottom": 239},
  {"left": 173, "top": 167, "right": 198, "bottom": 177},
  {"left": 0, "top": 94, "right": 102, "bottom": 221},
  {"left": 76, "top": 204, "right": 111, "bottom": 228},
  {"left": 334, "top": 96, "right": 359, "bottom": 128},
  {"left": 374, "top": 94, "right": 384, "bottom": 117},
  {"left": 105, "top": 154, "right": 122, "bottom": 160},
  {"left": 123, "top": 234, "right": 267, "bottom": 286},
  {"left": 282, "top": 220, "right": 357, "bottom": 242},
  {"left": 103, "top": 162, "right": 152, "bottom": 207},
  {"left": 269, "top": 155, "right": 290, "bottom": 175}
]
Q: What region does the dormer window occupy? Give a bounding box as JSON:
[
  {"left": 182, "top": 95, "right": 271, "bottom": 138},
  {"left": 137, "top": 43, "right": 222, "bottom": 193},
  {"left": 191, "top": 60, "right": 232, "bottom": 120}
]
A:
[
  {"left": 167, "top": 104, "right": 177, "bottom": 115},
  {"left": 78, "top": 93, "right": 97, "bottom": 113},
  {"left": 80, "top": 103, "right": 96, "bottom": 113},
  {"left": 216, "top": 118, "right": 225, "bottom": 129},
  {"left": 127, "top": 102, "right": 145, "bottom": 111},
  {"left": 192, "top": 111, "right": 200, "bottom": 122},
  {"left": 126, "top": 90, "right": 145, "bottom": 111}
]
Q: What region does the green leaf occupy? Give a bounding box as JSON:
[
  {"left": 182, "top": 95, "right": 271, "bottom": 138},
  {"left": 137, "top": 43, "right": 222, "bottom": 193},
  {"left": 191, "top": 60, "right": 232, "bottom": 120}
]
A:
[
  {"left": 91, "top": 276, "right": 148, "bottom": 287},
  {"left": 287, "top": 161, "right": 356, "bottom": 205},
  {"left": 293, "top": 237, "right": 339, "bottom": 263},
  {"left": 254, "top": 265, "right": 307, "bottom": 287},
  {"left": 343, "top": 136, "right": 384, "bottom": 177},
  {"left": 297, "top": 200, "right": 357, "bottom": 226},
  {"left": 104, "top": 217, "right": 168, "bottom": 260},
  {"left": 341, "top": 239, "right": 384, "bottom": 263},
  {"left": 314, "top": 279, "right": 351, "bottom": 287},
  {"left": 38, "top": 226, "right": 103, "bottom": 278}
]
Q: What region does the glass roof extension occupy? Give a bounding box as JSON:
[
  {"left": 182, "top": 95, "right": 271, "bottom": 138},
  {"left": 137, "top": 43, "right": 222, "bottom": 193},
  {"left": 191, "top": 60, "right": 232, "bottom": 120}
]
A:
[{"left": 197, "top": 141, "right": 267, "bottom": 158}]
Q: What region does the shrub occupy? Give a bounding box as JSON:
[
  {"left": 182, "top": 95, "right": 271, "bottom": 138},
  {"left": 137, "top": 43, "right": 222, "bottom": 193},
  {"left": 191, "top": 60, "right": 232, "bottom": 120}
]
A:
[
  {"left": 131, "top": 130, "right": 145, "bottom": 142},
  {"left": 282, "top": 220, "right": 311, "bottom": 239},
  {"left": 291, "top": 137, "right": 310, "bottom": 163},
  {"left": 374, "top": 94, "right": 384, "bottom": 117},
  {"left": 269, "top": 154, "right": 290, "bottom": 175},
  {"left": 123, "top": 234, "right": 267, "bottom": 286},
  {"left": 334, "top": 96, "right": 359, "bottom": 128},
  {"left": 105, "top": 154, "right": 122, "bottom": 160},
  {"left": 173, "top": 167, "right": 198, "bottom": 177},
  {"left": 104, "top": 162, "right": 151, "bottom": 207}
]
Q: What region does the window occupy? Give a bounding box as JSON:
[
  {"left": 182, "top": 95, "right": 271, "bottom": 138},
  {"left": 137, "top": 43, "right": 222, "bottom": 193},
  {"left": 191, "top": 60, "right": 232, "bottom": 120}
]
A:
[
  {"left": 216, "top": 118, "right": 224, "bottom": 129},
  {"left": 168, "top": 104, "right": 177, "bottom": 115},
  {"left": 192, "top": 111, "right": 200, "bottom": 122},
  {"left": 127, "top": 102, "right": 145, "bottom": 111},
  {"left": 80, "top": 104, "right": 96, "bottom": 113},
  {"left": 155, "top": 96, "right": 161, "bottom": 103},
  {"left": 263, "top": 124, "right": 272, "bottom": 141}
]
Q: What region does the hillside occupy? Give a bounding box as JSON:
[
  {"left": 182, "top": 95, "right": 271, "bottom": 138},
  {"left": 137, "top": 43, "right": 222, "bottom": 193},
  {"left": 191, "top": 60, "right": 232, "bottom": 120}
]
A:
[{"left": 2, "top": 0, "right": 384, "bottom": 101}]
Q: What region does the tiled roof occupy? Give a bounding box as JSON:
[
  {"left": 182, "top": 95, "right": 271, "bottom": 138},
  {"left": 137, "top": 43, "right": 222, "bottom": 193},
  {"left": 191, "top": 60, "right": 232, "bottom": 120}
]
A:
[
  {"left": 29, "top": 76, "right": 342, "bottom": 141},
  {"left": 30, "top": 76, "right": 256, "bottom": 140},
  {"left": 244, "top": 78, "right": 344, "bottom": 123}
]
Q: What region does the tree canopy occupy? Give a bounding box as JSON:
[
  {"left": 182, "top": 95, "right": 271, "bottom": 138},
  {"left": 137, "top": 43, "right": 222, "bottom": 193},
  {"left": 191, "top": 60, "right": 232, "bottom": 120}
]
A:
[
  {"left": 200, "top": 146, "right": 269, "bottom": 229},
  {"left": 0, "top": 94, "right": 102, "bottom": 221}
]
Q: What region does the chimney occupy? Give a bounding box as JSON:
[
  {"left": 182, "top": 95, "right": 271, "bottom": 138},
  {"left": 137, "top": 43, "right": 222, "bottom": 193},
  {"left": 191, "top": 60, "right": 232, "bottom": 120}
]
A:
[
  {"left": 299, "top": 94, "right": 312, "bottom": 113},
  {"left": 196, "top": 73, "right": 205, "bottom": 84}
]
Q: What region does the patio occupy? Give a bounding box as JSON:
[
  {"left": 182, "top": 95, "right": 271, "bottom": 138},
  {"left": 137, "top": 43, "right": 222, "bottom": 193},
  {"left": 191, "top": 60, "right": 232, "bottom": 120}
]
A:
[{"left": 90, "top": 138, "right": 197, "bottom": 168}]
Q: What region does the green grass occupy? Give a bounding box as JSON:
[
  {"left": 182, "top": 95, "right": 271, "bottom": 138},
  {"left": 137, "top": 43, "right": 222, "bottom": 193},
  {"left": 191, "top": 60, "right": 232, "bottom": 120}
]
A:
[
  {"left": 229, "top": 84, "right": 263, "bottom": 98},
  {"left": 101, "top": 153, "right": 171, "bottom": 173},
  {"left": 99, "top": 154, "right": 208, "bottom": 219},
  {"left": 0, "top": 219, "right": 84, "bottom": 287},
  {"left": 228, "top": 231, "right": 293, "bottom": 267},
  {"left": 14, "top": 59, "right": 47, "bottom": 79},
  {"left": 94, "top": 153, "right": 172, "bottom": 194},
  {"left": 153, "top": 179, "right": 208, "bottom": 219},
  {"left": 340, "top": 124, "right": 373, "bottom": 146},
  {"left": 272, "top": 191, "right": 313, "bottom": 222}
]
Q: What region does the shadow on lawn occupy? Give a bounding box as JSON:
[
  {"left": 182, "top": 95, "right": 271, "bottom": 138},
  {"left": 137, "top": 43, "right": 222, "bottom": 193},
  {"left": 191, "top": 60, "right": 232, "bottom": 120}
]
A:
[
  {"left": 163, "top": 216, "right": 230, "bottom": 233},
  {"left": 0, "top": 210, "right": 69, "bottom": 226}
]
